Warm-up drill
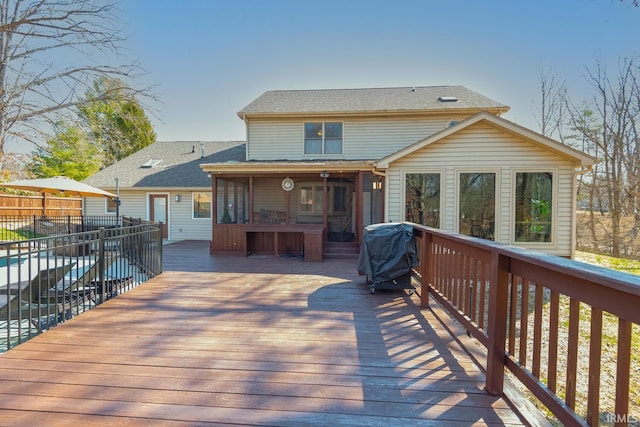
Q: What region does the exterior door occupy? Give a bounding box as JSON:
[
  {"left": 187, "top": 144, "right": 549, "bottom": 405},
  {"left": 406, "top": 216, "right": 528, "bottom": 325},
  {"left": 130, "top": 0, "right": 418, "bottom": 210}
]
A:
[
  {"left": 327, "top": 177, "right": 354, "bottom": 242},
  {"left": 150, "top": 194, "right": 168, "bottom": 238}
]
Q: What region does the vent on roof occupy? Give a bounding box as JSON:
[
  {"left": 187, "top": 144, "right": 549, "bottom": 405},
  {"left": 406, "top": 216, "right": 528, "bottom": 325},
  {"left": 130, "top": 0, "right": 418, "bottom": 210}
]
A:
[
  {"left": 141, "top": 159, "right": 162, "bottom": 168},
  {"left": 438, "top": 96, "right": 458, "bottom": 102}
]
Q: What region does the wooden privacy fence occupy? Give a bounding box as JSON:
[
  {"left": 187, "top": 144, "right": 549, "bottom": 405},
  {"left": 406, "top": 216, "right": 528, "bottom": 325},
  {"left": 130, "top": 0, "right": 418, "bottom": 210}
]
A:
[
  {"left": 411, "top": 223, "right": 640, "bottom": 427},
  {"left": 0, "top": 193, "right": 82, "bottom": 216}
]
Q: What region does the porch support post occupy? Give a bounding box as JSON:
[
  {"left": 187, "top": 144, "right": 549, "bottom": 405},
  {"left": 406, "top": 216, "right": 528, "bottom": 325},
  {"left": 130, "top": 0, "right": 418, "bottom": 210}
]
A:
[
  {"left": 486, "top": 250, "right": 509, "bottom": 396},
  {"left": 285, "top": 185, "right": 291, "bottom": 224},
  {"left": 249, "top": 177, "right": 254, "bottom": 224},
  {"left": 211, "top": 175, "right": 218, "bottom": 253},
  {"left": 323, "top": 175, "right": 328, "bottom": 235}
]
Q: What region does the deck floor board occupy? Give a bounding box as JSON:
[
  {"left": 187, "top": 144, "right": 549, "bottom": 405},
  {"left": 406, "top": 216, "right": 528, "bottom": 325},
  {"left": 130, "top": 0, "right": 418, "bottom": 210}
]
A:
[{"left": 0, "top": 240, "right": 524, "bottom": 426}]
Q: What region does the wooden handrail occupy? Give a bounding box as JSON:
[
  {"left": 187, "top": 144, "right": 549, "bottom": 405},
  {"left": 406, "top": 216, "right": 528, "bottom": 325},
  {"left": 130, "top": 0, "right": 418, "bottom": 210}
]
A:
[{"left": 411, "top": 223, "right": 640, "bottom": 426}]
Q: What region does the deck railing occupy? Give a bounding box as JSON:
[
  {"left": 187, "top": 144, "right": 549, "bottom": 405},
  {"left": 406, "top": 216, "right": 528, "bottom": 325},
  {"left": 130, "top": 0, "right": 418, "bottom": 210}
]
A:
[
  {"left": 1, "top": 219, "right": 162, "bottom": 352},
  {"left": 411, "top": 223, "right": 640, "bottom": 426}
]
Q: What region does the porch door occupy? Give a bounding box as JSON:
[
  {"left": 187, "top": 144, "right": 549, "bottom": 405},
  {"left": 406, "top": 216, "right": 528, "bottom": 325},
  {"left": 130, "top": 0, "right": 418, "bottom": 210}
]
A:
[
  {"left": 327, "top": 177, "right": 354, "bottom": 242},
  {"left": 150, "top": 194, "right": 168, "bottom": 238}
]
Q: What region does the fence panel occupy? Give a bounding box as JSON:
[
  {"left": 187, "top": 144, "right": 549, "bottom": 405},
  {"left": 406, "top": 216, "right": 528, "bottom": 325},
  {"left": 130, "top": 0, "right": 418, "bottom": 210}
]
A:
[
  {"left": 0, "top": 193, "right": 82, "bottom": 216},
  {"left": 1, "top": 220, "right": 162, "bottom": 352}
]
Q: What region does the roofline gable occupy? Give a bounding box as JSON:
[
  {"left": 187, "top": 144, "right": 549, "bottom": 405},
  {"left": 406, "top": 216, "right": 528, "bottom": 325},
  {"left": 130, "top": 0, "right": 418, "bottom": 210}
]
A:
[{"left": 375, "top": 111, "right": 597, "bottom": 168}]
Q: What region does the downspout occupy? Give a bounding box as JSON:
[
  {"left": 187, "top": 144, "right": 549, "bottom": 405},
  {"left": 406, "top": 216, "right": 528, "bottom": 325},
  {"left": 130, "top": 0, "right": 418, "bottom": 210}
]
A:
[
  {"left": 570, "top": 165, "right": 594, "bottom": 259},
  {"left": 241, "top": 114, "right": 249, "bottom": 161}
]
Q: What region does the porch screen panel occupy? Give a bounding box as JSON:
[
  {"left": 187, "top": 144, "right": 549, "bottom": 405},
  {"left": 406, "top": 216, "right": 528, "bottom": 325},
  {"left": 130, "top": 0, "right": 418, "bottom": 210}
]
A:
[
  {"left": 216, "top": 178, "right": 249, "bottom": 224},
  {"left": 515, "top": 172, "right": 552, "bottom": 242},
  {"left": 459, "top": 172, "right": 495, "bottom": 241},
  {"left": 405, "top": 173, "right": 440, "bottom": 228}
]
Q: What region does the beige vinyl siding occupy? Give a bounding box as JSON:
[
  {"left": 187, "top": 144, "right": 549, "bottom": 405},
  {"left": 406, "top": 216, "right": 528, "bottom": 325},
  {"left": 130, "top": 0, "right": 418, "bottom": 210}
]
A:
[
  {"left": 247, "top": 121, "right": 304, "bottom": 160},
  {"left": 171, "top": 191, "right": 212, "bottom": 241},
  {"left": 246, "top": 116, "right": 467, "bottom": 161},
  {"left": 85, "top": 190, "right": 214, "bottom": 241},
  {"left": 83, "top": 191, "right": 147, "bottom": 218},
  {"left": 386, "top": 123, "right": 578, "bottom": 256}
]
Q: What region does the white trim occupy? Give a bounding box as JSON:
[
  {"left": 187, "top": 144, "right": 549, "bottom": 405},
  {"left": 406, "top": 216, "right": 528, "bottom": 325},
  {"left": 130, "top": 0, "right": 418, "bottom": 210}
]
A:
[
  {"left": 191, "top": 192, "right": 212, "bottom": 220},
  {"left": 302, "top": 121, "right": 344, "bottom": 156},
  {"left": 104, "top": 197, "right": 117, "bottom": 215},
  {"left": 510, "top": 169, "right": 559, "bottom": 249}
]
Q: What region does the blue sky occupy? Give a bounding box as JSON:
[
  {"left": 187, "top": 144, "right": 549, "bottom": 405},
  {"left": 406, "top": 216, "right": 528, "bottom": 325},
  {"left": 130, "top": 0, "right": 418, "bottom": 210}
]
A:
[{"left": 119, "top": 0, "right": 639, "bottom": 142}]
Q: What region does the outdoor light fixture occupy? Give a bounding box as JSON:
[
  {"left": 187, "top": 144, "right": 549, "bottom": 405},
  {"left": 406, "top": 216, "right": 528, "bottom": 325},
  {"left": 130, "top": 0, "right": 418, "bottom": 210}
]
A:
[
  {"left": 175, "top": 195, "right": 181, "bottom": 202},
  {"left": 320, "top": 171, "right": 329, "bottom": 178},
  {"left": 372, "top": 181, "right": 382, "bottom": 190}
]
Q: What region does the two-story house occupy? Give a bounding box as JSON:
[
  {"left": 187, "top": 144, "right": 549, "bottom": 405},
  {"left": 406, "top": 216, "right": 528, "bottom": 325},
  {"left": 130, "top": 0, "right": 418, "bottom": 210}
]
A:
[
  {"left": 83, "top": 86, "right": 595, "bottom": 259},
  {"left": 200, "top": 86, "right": 595, "bottom": 259}
]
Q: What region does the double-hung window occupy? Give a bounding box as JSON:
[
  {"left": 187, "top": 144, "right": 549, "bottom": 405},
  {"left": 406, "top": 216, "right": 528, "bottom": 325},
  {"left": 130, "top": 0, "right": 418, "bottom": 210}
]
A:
[
  {"left": 193, "top": 192, "right": 212, "bottom": 219},
  {"left": 304, "top": 122, "right": 342, "bottom": 155},
  {"left": 105, "top": 198, "right": 118, "bottom": 214}
]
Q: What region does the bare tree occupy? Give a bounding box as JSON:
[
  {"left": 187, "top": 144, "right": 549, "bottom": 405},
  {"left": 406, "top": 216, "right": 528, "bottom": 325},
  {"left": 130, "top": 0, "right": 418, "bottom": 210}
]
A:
[
  {"left": 0, "top": 0, "right": 149, "bottom": 167},
  {"left": 569, "top": 57, "right": 640, "bottom": 257},
  {"left": 535, "top": 67, "right": 568, "bottom": 141}
]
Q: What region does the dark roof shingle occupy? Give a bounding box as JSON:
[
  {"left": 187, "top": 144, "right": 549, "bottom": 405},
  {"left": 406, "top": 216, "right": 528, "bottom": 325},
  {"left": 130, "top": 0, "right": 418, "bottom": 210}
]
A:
[
  {"left": 83, "top": 141, "right": 246, "bottom": 189},
  {"left": 238, "top": 86, "right": 509, "bottom": 116}
]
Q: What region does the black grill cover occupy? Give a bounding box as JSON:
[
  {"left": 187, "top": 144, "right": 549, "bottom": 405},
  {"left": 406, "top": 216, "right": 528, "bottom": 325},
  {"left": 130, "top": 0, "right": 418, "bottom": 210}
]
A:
[{"left": 357, "top": 222, "right": 419, "bottom": 284}]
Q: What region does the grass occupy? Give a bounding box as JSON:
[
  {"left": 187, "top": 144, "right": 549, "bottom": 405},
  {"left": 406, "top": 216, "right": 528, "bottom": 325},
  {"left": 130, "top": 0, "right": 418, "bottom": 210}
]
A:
[
  {"left": 0, "top": 228, "right": 44, "bottom": 241},
  {"left": 532, "top": 250, "right": 640, "bottom": 425},
  {"left": 575, "top": 250, "right": 640, "bottom": 275}
]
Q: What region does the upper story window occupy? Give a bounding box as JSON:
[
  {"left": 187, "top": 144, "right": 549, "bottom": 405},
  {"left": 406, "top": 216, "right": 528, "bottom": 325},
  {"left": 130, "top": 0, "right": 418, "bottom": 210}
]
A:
[{"left": 304, "top": 122, "right": 343, "bottom": 155}]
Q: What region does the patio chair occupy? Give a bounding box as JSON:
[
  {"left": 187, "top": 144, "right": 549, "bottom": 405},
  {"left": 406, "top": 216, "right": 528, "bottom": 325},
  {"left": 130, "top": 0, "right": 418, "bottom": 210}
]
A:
[
  {"left": 47, "top": 250, "right": 118, "bottom": 305},
  {"left": 0, "top": 263, "right": 74, "bottom": 323}
]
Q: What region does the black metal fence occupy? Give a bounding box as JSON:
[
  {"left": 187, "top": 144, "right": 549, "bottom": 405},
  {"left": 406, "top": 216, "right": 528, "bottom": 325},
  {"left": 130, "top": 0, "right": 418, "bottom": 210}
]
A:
[
  {"left": 1, "top": 220, "right": 162, "bottom": 351},
  {"left": 0, "top": 215, "right": 124, "bottom": 241}
]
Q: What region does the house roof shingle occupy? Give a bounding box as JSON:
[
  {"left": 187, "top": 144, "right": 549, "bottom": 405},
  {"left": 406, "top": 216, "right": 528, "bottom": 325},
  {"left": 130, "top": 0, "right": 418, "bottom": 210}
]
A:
[
  {"left": 238, "top": 86, "right": 509, "bottom": 117},
  {"left": 83, "top": 141, "right": 246, "bottom": 190}
]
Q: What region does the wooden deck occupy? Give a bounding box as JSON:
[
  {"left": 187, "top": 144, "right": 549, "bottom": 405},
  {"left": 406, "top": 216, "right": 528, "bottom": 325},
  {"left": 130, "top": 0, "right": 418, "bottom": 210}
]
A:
[{"left": 0, "top": 240, "right": 525, "bottom": 426}]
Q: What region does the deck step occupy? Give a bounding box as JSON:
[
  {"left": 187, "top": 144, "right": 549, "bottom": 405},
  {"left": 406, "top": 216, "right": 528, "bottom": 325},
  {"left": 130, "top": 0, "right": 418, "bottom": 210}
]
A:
[{"left": 323, "top": 241, "right": 360, "bottom": 259}]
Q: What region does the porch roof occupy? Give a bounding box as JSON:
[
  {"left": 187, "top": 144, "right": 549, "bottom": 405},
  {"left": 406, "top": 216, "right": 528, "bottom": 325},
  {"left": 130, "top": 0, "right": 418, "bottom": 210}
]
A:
[{"left": 200, "top": 159, "right": 376, "bottom": 175}]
